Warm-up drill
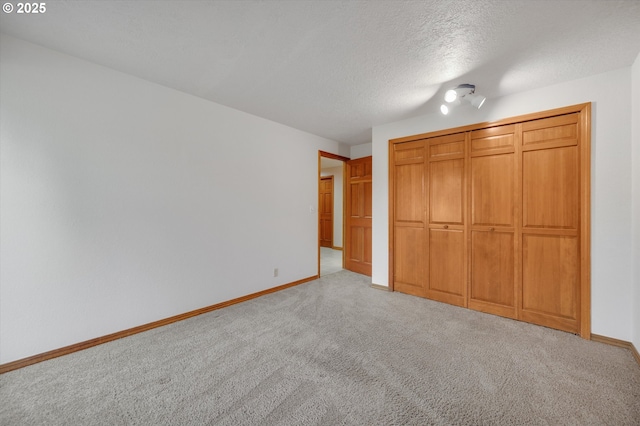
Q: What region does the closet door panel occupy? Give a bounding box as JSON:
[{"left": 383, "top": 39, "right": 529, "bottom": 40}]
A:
[
  {"left": 428, "top": 228, "right": 465, "bottom": 306},
  {"left": 521, "top": 234, "right": 578, "bottom": 332},
  {"left": 395, "top": 163, "right": 424, "bottom": 222},
  {"left": 426, "top": 132, "right": 466, "bottom": 307},
  {"left": 520, "top": 113, "right": 582, "bottom": 333},
  {"left": 471, "top": 134, "right": 514, "bottom": 155},
  {"left": 394, "top": 226, "right": 426, "bottom": 296},
  {"left": 429, "top": 159, "right": 464, "bottom": 225},
  {"left": 523, "top": 146, "right": 579, "bottom": 229},
  {"left": 428, "top": 133, "right": 465, "bottom": 159},
  {"left": 471, "top": 154, "right": 514, "bottom": 227},
  {"left": 392, "top": 141, "right": 427, "bottom": 295},
  {"left": 469, "top": 126, "right": 517, "bottom": 318},
  {"left": 522, "top": 113, "right": 578, "bottom": 149},
  {"left": 469, "top": 230, "right": 516, "bottom": 317}
]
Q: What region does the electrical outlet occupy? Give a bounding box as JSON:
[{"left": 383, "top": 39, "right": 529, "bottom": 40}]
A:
[{"left": 273, "top": 268, "right": 278, "bottom": 277}]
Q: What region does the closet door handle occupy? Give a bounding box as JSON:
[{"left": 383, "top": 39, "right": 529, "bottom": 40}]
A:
[
  {"left": 443, "top": 225, "right": 449, "bottom": 229},
  {"left": 489, "top": 227, "right": 495, "bottom": 232}
]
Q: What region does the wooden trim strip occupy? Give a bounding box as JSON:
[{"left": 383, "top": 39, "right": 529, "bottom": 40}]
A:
[
  {"left": 389, "top": 103, "right": 590, "bottom": 144},
  {"left": 578, "top": 103, "right": 592, "bottom": 339},
  {"left": 319, "top": 150, "right": 350, "bottom": 162},
  {"left": 591, "top": 334, "right": 640, "bottom": 366},
  {"left": 0, "top": 275, "right": 318, "bottom": 374},
  {"left": 370, "top": 283, "right": 390, "bottom": 292},
  {"left": 387, "top": 139, "right": 395, "bottom": 292},
  {"left": 331, "top": 246, "right": 343, "bottom": 251}
]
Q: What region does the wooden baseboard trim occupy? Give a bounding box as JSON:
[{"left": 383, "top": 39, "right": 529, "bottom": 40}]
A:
[
  {"left": 0, "top": 275, "right": 318, "bottom": 375},
  {"left": 591, "top": 334, "right": 640, "bottom": 366},
  {"left": 370, "top": 283, "right": 390, "bottom": 292}
]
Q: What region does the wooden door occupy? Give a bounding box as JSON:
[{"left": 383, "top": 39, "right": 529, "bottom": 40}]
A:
[
  {"left": 345, "top": 156, "right": 372, "bottom": 276},
  {"left": 427, "top": 133, "right": 467, "bottom": 307},
  {"left": 391, "top": 140, "right": 427, "bottom": 296},
  {"left": 319, "top": 176, "right": 334, "bottom": 248},
  {"left": 468, "top": 125, "right": 518, "bottom": 319},
  {"left": 520, "top": 113, "right": 582, "bottom": 333}
]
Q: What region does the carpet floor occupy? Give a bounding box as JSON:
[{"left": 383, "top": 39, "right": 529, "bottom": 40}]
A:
[
  {"left": 320, "top": 247, "right": 343, "bottom": 276},
  {"left": 1, "top": 270, "right": 639, "bottom": 425}
]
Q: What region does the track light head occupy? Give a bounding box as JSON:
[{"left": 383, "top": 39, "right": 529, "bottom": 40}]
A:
[
  {"left": 441, "top": 84, "right": 486, "bottom": 114},
  {"left": 444, "top": 89, "right": 458, "bottom": 103},
  {"left": 468, "top": 94, "right": 486, "bottom": 109}
]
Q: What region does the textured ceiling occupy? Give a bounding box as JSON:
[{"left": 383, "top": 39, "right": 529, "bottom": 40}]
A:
[{"left": 2, "top": 0, "right": 640, "bottom": 145}]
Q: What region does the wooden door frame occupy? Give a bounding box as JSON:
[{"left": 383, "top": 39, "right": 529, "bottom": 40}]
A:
[
  {"left": 388, "top": 103, "right": 591, "bottom": 339},
  {"left": 318, "top": 151, "right": 350, "bottom": 277}
]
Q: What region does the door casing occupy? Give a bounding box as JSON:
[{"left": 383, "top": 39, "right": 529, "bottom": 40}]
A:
[{"left": 318, "top": 151, "right": 350, "bottom": 276}]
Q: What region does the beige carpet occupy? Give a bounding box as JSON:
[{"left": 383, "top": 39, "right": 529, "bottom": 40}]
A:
[{"left": 1, "top": 270, "right": 639, "bottom": 425}]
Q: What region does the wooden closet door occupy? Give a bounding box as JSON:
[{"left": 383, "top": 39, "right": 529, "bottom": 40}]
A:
[
  {"left": 427, "top": 133, "right": 467, "bottom": 307},
  {"left": 520, "top": 113, "right": 581, "bottom": 333},
  {"left": 388, "top": 104, "right": 590, "bottom": 338},
  {"left": 392, "top": 141, "right": 427, "bottom": 296},
  {"left": 468, "top": 126, "right": 518, "bottom": 319}
]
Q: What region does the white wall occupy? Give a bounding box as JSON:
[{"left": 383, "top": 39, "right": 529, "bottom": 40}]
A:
[
  {"left": 372, "top": 67, "right": 635, "bottom": 341},
  {"left": 632, "top": 52, "right": 640, "bottom": 351},
  {"left": 350, "top": 143, "right": 372, "bottom": 159},
  {"left": 320, "top": 165, "right": 344, "bottom": 248},
  {"left": 0, "top": 35, "right": 345, "bottom": 364}
]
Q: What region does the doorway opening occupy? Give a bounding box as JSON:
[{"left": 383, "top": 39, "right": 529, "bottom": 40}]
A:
[{"left": 318, "top": 151, "right": 349, "bottom": 277}]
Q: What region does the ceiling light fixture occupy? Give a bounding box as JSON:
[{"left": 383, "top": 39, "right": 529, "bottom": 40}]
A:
[
  {"left": 440, "top": 84, "right": 486, "bottom": 114},
  {"left": 440, "top": 99, "right": 460, "bottom": 115}
]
